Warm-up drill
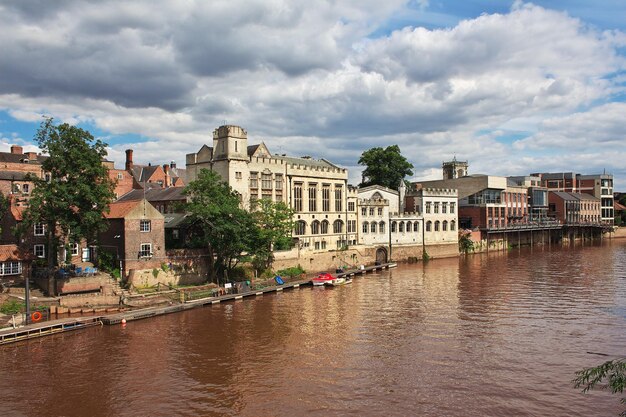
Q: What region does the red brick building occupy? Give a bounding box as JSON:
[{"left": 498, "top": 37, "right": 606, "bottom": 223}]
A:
[{"left": 100, "top": 199, "right": 165, "bottom": 277}]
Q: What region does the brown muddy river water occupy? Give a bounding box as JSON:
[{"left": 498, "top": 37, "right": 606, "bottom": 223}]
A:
[{"left": 2, "top": 241, "right": 626, "bottom": 416}]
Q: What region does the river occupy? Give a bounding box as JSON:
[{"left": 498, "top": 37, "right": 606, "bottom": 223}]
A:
[{"left": 2, "top": 240, "right": 625, "bottom": 416}]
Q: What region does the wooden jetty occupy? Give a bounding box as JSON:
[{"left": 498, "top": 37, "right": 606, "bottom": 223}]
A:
[{"left": 0, "top": 262, "right": 397, "bottom": 345}]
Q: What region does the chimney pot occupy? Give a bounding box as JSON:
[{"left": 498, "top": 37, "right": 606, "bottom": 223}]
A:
[{"left": 10, "top": 145, "right": 23, "bottom": 155}]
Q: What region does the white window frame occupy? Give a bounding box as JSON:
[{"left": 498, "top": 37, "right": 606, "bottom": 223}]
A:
[
  {"left": 34, "top": 223, "right": 46, "bottom": 236},
  {"left": 140, "top": 219, "right": 151, "bottom": 232},
  {"left": 71, "top": 243, "right": 79, "bottom": 256},
  {"left": 0, "top": 261, "right": 22, "bottom": 276},
  {"left": 139, "top": 243, "right": 152, "bottom": 258},
  {"left": 34, "top": 244, "right": 45, "bottom": 258}
]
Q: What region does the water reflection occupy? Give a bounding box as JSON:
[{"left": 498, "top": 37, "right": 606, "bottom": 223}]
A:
[{"left": 1, "top": 241, "right": 625, "bottom": 416}]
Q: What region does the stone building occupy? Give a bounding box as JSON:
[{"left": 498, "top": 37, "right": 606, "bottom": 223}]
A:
[{"left": 186, "top": 125, "right": 350, "bottom": 253}]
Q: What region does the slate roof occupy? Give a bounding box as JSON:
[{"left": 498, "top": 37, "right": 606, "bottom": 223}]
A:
[
  {"left": 0, "top": 152, "right": 47, "bottom": 164},
  {"left": 0, "top": 171, "right": 33, "bottom": 181},
  {"left": 116, "top": 187, "right": 186, "bottom": 203}
]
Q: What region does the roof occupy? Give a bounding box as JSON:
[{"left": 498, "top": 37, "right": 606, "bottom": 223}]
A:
[
  {"left": 163, "top": 212, "right": 194, "bottom": 228},
  {"left": 116, "top": 187, "right": 186, "bottom": 203},
  {"left": 0, "top": 171, "right": 34, "bottom": 181},
  {"left": 614, "top": 201, "right": 626, "bottom": 211},
  {"left": 247, "top": 144, "right": 260, "bottom": 156},
  {"left": 273, "top": 154, "right": 337, "bottom": 169},
  {"left": 0, "top": 244, "right": 34, "bottom": 262},
  {"left": 103, "top": 201, "right": 142, "bottom": 219},
  {"left": 10, "top": 204, "right": 26, "bottom": 221},
  {"left": 130, "top": 164, "right": 162, "bottom": 183},
  {"left": 0, "top": 152, "right": 47, "bottom": 164},
  {"left": 551, "top": 191, "right": 579, "bottom": 201}
]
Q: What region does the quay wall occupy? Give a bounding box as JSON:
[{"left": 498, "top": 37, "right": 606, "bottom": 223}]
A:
[
  {"left": 609, "top": 227, "right": 626, "bottom": 239},
  {"left": 272, "top": 243, "right": 458, "bottom": 272}
]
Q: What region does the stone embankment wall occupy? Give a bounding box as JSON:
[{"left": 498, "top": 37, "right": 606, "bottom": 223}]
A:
[
  {"left": 126, "top": 249, "right": 210, "bottom": 289},
  {"left": 272, "top": 243, "right": 459, "bottom": 272}
]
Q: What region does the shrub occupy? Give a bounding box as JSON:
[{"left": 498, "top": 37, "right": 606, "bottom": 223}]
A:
[
  {"left": 0, "top": 299, "right": 24, "bottom": 315},
  {"left": 276, "top": 265, "right": 306, "bottom": 278}
]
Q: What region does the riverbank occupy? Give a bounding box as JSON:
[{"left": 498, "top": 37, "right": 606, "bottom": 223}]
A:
[{"left": 0, "top": 263, "right": 396, "bottom": 345}]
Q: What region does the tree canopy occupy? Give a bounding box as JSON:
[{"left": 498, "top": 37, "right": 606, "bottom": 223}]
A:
[
  {"left": 183, "top": 169, "right": 257, "bottom": 283},
  {"left": 251, "top": 199, "right": 294, "bottom": 270},
  {"left": 358, "top": 145, "right": 413, "bottom": 190},
  {"left": 21, "top": 118, "right": 116, "bottom": 268},
  {"left": 574, "top": 357, "right": 625, "bottom": 416}
]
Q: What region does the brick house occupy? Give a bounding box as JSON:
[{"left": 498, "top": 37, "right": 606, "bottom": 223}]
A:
[
  {"left": 0, "top": 145, "right": 47, "bottom": 197},
  {"left": 0, "top": 244, "right": 33, "bottom": 287},
  {"left": 100, "top": 199, "right": 165, "bottom": 277}
]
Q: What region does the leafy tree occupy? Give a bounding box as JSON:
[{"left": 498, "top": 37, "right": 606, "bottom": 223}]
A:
[
  {"left": 20, "top": 119, "right": 116, "bottom": 274},
  {"left": 458, "top": 230, "right": 475, "bottom": 253},
  {"left": 574, "top": 357, "right": 626, "bottom": 416},
  {"left": 183, "top": 169, "right": 257, "bottom": 283},
  {"left": 251, "top": 199, "right": 295, "bottom": 271},
  {"left": 358, "top": 145, "right": 414, "bottom": 190}
]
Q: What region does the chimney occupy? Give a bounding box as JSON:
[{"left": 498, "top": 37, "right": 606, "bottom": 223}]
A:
[
  {"left": 163, "top": 164, "right": 170, "bottom": 187},
  {"left": 125, "top": 149, "right": 133, "bottom": 171},
  {"left": 26, "top": 152, "right": 37, "bottom": 160},
  {"left": 170, "top": 161, "right": 176, "bottom": 169},
  {"left": 10, "top": 145, "right": 23, "bottom": 155}
]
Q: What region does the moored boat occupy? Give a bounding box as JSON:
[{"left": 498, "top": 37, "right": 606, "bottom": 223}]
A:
[
  {"left": 327, "top": 277, "right": 346, "bottom": 286},
  {"left": 312, "top": 272, "right": 336, "bottom": 286}
]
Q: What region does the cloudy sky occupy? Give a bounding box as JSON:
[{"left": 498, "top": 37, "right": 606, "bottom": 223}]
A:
[{"left": 1, "top": 0, "right": 625, "bottom": 188}]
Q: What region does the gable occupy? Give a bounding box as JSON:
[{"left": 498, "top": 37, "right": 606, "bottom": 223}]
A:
[{"left": 250, "top": 142, "right": 271, "bottom": 158}]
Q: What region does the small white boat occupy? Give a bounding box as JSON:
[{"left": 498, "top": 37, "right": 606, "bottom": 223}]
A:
[
  {"left": 327, "top": 277, "right": 346, "bottom": 286},
  {"left": 344, "top": 277, "right": 353, "bottom": 285}
]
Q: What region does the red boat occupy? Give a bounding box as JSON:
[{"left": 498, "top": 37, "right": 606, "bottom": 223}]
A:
[{"left": 311, "top": 272, "right": 336, "bottom": 286}]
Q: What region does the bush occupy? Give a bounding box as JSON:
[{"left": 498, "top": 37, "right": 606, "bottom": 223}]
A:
[
  {"left": 0, "top": 299, "right": 24, "bottom": 315},
  {"left": 276, "top": 265, "right": 306, "bottom": 278}
]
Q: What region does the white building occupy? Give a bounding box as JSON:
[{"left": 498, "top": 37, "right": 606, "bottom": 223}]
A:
[{"left": 186, "top": 125, "right": 350, "bottom": 252}]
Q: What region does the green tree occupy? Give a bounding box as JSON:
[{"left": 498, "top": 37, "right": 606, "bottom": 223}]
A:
[
  {"left": 251, "top": 199, "right": 295, "bottom": 271},
  {"left": 574, "top": 357, "right": 626, "bottom": 416},
  {"left": 358, "top": 145, "right": 413, "bottom": 190},
  {"left": 20, "top": 119, "right": 115, "bottom": 275},
  {"left": 183, "top": 169, "right": 257, "bottom": 283}
]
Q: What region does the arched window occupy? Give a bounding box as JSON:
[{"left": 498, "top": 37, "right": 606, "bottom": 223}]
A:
[
  {"left": 399, "top": 222, "right": 405, "bottom": 233},
  {"left": 362, "top": 222, "right": 369, "bottom": 233},
  {"left": 451, "top": 220, "right": 456, "bottom": 231},
  {"left": 443, "top": 220, "right": 448, "bottom": 231},
  {"left": 435, "top": 221, "right": 440, "bottom": 231},
  {"left": 294, "top": 220, "right": 307, "bottom": 236},
  {"left": 426, "top": 221, "right": 432, "bottom": 232},
  {"left": 406, "top": 221, "right": 412, "bottom": 232},
  {"left": 391, "top": 221, "right": 397, "bottom": 233},
  {"left": 311, "top": 220, "right": 320, "bottom": 235},
  {"left": 379, "top": 221, "right": 385, "bottom": 234},
  {"left": 370, "top": 222, "right": 377, "bottom": 233},
  {"left": 413, "top": 221, "right": 419, "bottom": 232},
  {"left": 321, "top": 220, "right": 329, "bottom": 234},
  {"left": 333, "top": 220, "right": 343, "bottom": 234}
]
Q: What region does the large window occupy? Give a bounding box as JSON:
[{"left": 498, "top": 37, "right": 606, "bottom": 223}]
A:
[
  {"left": 34, "top": 244, "right": 45, "bottom": 258},
  {"left": 435, "top": 221, "right": 440, "bottom": 231},
  {"left": 391, "top": 221, "right": 397, "bottom": 233},
  {"left": 311, "top": 220, "right": 320, "bottom": 234},
  {"left": 249, "top": 172, "right": 258, "bottom": 189},
  {"left": 309, "top": 184, "right": 317, "bottom": 212},
  {"left": 426, "top": 221, "right": 432, "bottom": 232},
  {"left": 261, "top": 173, "right": 272, "bottom": 190},
  {"left": 275, "top": 174, "right": 283, "bottom": 190},
  {"left": 322, "top": 185, "right": 330, "bottom": 211},
  {"left": 140, "top": 220, "right": 151, "bottom": 232},
  {"left": 379, "top": 221, "right": 385, "bottom": 234},
  {"left": 370, "top": 222, "right": 377, "bottom": 233},
  {"left": 426, "top": 202, "right": 431, "bottom": 214},
  {"left": 450, "top": 202, "right": 456, "bottom": 213},
  {"left": 334, "top": 186, "right": 343, "bottom": 212},
  {"left": 0, "top": 261, "right": 21, "bottom": 276},
  {"left": 333, "top": 220, "right": 343, "bottom": 234},
  {"left": 34, "top": 223, "right": 45, "bottom": 236},
  {"left": 320, "top": 220, "right": 329, "bottom": 234},
  {"left": 348, "top": 202, "right": 355, "bottom": 212},
  {"left": 139, "top": 243, "right": 152, "bottom": 258},
  {"left": 293, "top": 183, "right": 303, "bottom": 212},
  {"left": 294, "top": 220, "right": 306, "bottom": 236},
  {"left": 362, "top": 222, "right": 369, "bottom": 233}
]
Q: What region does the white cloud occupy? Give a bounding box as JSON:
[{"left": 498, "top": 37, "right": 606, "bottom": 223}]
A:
[{"left": 0, "top": 1, "right": 624, "bottom": 187}]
